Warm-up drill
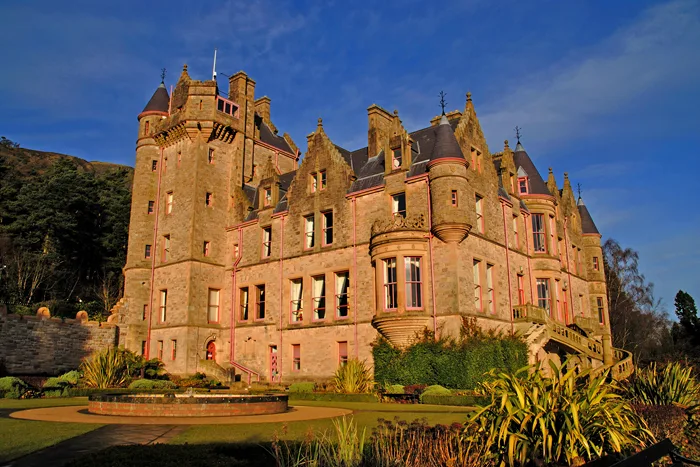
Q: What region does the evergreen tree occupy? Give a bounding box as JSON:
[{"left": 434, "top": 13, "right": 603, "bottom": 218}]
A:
[{"left": 674, "top": 290, "right": 699, "bottom": 348}]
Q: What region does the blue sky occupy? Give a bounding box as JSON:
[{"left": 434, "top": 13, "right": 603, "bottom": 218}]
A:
[{"left": 1, "top": 0, "right": 698, "bottom": 312}]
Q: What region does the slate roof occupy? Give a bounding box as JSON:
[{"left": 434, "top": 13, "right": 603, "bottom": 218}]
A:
[
  {"left": 259, "top": 120, "right": 294, "bottom": 154},
  {"left": 431, "top": 114, "right": 466, "bottom": 161},
  {"left": 512, "top": 143, "right": 550, "bottom": 196},
  {"left": 577, "top": 197, "right": 600, "bottom": 234},
  {"left": 141, "top": 82, "right": 170, "bottom": 114}
]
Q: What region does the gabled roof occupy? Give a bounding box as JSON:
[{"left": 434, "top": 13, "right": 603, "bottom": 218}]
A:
[
  {"left": 141, "top": 82, "right": 170, "bottom": 115},
  {"left": 577, "top": 197, "right": 600, "bottom": 234},
  {"left": 512, "top": 142, "right": 550, "bottom": 196},
  {"left": 349, "top": 151, "right": 385, "bottom": 193},
  {"left": 259, "top": 120, "right": 294, "bottom": 154}
]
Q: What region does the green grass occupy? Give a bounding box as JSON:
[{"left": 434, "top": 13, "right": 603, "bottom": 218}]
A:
[
  {"left": 0, "top": 398, "right": 102, "bottom": 463},
  {"left": 171, "top": 401, "right": 471, "bottom": 445}
]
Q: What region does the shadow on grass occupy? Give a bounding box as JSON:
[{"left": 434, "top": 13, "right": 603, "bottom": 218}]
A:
[{"left": 65, "top": 443, "right": 276, "bottom": 467}]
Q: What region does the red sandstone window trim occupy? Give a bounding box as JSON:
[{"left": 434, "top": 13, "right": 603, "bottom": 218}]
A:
[
  {"left": 518, "top": 177, "right": 529, "bottom": 194},
  {"left": 549, "top": 216, "right": 557, "bottom": 256},
  {"left": 171, "top": 340, "right": 177, "bottom": 360},
  {"left": 304, "top": 215, "right": 315, "bottom": 250},
  {"left": 144, "top": 121, "right": 150, "bottom": 135},
  {"left": 513, "top": 216, "right": 519, "bottom": 249},
  {"left": 335, "top": 271, "right": 350, "bottom": 319},
  {"left": 517, "top": 274, "right": 525, "bottom": 305},
  {"left": 383, "top": 258, "right": 398, "bottom": 311},
  {"left": 263, "top": 187, "right": 272, "bottom": 207},
  {"left": 475, "top": 195, "right": 484, "bottom": 234},
  {"left": 255, "top": 285, "right": 266, "bottom": 321},
  {"left": 262, "top": 227, "right": 272, "bottom": 258},
  {"left": 319, "top": 170, "right": 327, "bottom": 190},
  {"left": 207, "top": 288, "right": 220, "bottom": 324},
  {"left": 239, "top": 287, "right": 249, "bottom": 322},
  {"left": 597, "top": 297, "right": 605, "bottom": 324},
  {"left": 322, "top": 211, "right": 333, "bottom": 246},
  {"left": 536, "top": 278, "right": 551, "bottom": 316},
  {"left": 157, "top": 340, "right": 164, "bottom": 360},
  {"left": 486, "top": 263, "right": 496, "bottom": 314},
  {"left": 216, "top": 95, "right": 239, "bottom": 118},
  {"left": 473, "top": 259, "right": 482, "bottom": 312},
  {"left": 312, "top": 275, "right": 326, "bottom": 321},
  {"left": 310, "top": 172, "right": 318, "bottom": 193},
  {"left": 289, "top": 278, "right": 304, "bottom": 324},
  {"left": 338, "top": 341, "right": 348, "bottom": 367},
  {"left": 292, "top": 344, "right": 301, "bottom": 372},
  {"left": 159, "top": 289, "right": 167, "bottom": 323},
  {"left": 404, "top": 257, "right": 423, "bottom": 310},
  {"left": 166, "top": 192, "right": 173, "bottom": 215},
  {"left": 532, "top": 214, "right": 546, "bottom": 253},
  {"left": 593, "top": 256, "right": 600, "bottom": 271}
]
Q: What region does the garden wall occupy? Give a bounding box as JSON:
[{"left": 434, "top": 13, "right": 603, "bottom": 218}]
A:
[{"left": 0, "top": 305, "right": 118, "bottom": 375}]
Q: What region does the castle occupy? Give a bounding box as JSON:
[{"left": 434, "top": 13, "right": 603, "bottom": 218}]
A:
[{"left": 113, "top": 64, "right": 632, "bottom": 382}]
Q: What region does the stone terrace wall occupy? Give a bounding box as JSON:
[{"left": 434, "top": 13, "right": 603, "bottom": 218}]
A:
[{"left": 0, "top": 307, "right": 118, "bottom": 375}]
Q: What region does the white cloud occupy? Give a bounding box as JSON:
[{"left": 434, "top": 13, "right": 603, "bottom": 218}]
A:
[{"left": 479, "top": 0, "right": 700, "bottom": 148}]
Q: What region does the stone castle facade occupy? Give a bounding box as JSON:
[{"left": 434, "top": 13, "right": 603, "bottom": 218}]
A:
[{"left": 113, "top": 64, "right": 626, "bottom": 382}]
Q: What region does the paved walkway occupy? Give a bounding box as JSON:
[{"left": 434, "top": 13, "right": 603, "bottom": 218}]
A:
[{"left": 2, "top": 424, "right": 186, "bottom": 467}]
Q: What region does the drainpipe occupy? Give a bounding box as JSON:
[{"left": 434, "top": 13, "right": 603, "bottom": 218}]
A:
[
  {"left": 523, "top": 212, "right": 535, "bottom": 303},
  {"left": 501, "top": 202, "right": 514, "bottom": 335},
  {"left": 425, "top": 179, "right": 438, "bottom": 336},
  {"left": 229, "top": 227, "right": 243, "bottom": 365},
  {"left": 278, "top": 214, "right": 286, "bottom": 382},
  {"left": 145, "top": 146, "right": 165, "bottom": 359},
  {"left": 352, "top": 197, "right": 359, "bottom": 358}
]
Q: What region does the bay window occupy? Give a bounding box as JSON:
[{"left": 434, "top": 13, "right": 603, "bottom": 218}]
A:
[
  {"left": 532, "top": 214, "right": 546, "bottom": 253},
  {"left": 536, "top": 279, "right": 551, "bottom": 315},
  {"left": 383, "top": 258, "right": 398, "bottom": 310}
]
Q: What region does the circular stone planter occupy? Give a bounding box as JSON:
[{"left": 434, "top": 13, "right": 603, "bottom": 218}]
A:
[{"left": 88, "top": 393, "right": 288, "bottom": 417}]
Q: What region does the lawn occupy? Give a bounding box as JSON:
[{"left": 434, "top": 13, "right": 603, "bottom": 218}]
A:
[{"left": 0, "top": 397, "right": 103, "bottom": 463}]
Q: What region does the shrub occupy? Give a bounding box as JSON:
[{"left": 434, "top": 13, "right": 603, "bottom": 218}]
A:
[
  {"left": 403, "top": 384, "right": 426, "bottom": 395},
  {"left": 0, "top": 376, "right": 29, "bottom": 399},
  {"left": 372, "top": 332, "right": 527, "bottom": 389},
  {"left": 58, "top": 370, "right": 81, "bottom": 386},
  {"left": 419, "top": 384, "right": 452, "bottom": 402},
  {"left": 470, "top": 362, "right": 652, "bottom": 466},
  {"left": 81, "top": 347, "right": 128, "bottom": 388},
  {"left": 128, "top": 379, "right": 177, "bottom": 390},
  {"left": 633, "top": 404, "right": 686, "bottom": 446},
  {"left": 625, "top": 362, "right": 700, "bottom": 407},
  {"left": 287, "top": 392, "right": 378, "bottom": 403},
  {"left": 420, "top": 394, "right": 488, "bottom": 406},
  {"left": 383, "top": 384, "right": 404, "bottom": 394},
  {"left": 333, "top": 359, "right": 374, "bottom": 394},
  {"left": 288, "top": 382, "right": 316, "bottom": 393}
]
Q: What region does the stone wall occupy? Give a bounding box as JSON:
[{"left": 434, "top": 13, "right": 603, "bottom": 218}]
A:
[{"left": 0, "top": 307, "right": 118, "bottom": 375}]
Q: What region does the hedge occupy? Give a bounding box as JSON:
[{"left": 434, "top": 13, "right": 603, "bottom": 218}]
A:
[
  {"left": 0, "top": 376, "right": 30, "bottom": 399},
  {"left": 419, "top": 385, "right": 452, "bottom": 402},
  {"left": 420, "top": 394, "right": 489, "bottom": 406},
  {"left": 288, "top": 392, "right": 379, "bottom": 403},
  {"left": 288, "top": 382, "right": 316, "bottom": 393},
  {"left": 128, "top": 379, "right": 177, "bottom": 390},
  {"left": 372, "top": 333, "right": 527, "bottom": 389}
]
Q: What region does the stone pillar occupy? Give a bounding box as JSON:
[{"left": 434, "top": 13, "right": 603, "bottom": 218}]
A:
[{"left": 602, "top": 333, "right": 613, "bottom": 365}]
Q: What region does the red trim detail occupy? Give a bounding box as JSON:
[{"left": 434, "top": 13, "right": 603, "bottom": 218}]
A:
[{"left": 426, "top": 157, "right": 468, "bottom": 169}]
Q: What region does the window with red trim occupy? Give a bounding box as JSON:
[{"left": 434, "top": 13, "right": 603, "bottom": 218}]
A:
[
  {"left": 391, "top": 147, "right": 402, "bottom": 169},
  {"left": 290, "top": 278, "right": 303, "bottom": 323},
  {"left": 312, "top": 275, "right": 326, "bottom": 320},
  {"left": 532, "top": 214, "right": 546, "bottom": 253},
  {"left": 512, "top": 216, "right": 519, "bottom": 249},
  {"left": 335, "top": 271, "right": 350, "bottom": 318},
  {"left": 144, "top": 121, "right": 150, "bottom": 135},
  {"left": 304, "top": 215, "right": 315, "bottom": 249},
  {"left": 536, "top": 279, "right": 551, "bottom": 316},
  {"left": 473, "top": 259, "right": 482, "bottom": 312},
  {"left": 142, "top": 304, "right": 148, "bottom": 320},
  {"left": 263, "top": 187, "right": 272, "bottom": 207},
  {"left": 593, "top": 256, "right": 600, "bottom": 271},
  {"left": 404, "top": 257, "right": 423, "bottom": 309},
  {"left": 162, "top": 235, "right": 170, "bottom": 262},
  {"left": 392, "top": 192, "right": 406, "bottom": 218},
  {"left": 597, "top": 297, "right": 605, "bottom": 324},
  {"left": 262, "top": 227, "right": 272, "bottom": 258},
  {"left": 549, "top": 216, "right": 557, "bottom": 256},
  {"left": 159, "top": 289, "right": 167, "bottom": 323},
  {"left": 475, "top": 195, "right": 484, "bottom": 233},
  {"left": 239, "top": 287, "right": 249, "bottom": 321},
  {"left": 486, "top": 263, "right": 495, "bottom": 314},
  {"left": 383, "top": 258, "right": 398, "bottom": 310},
  {"left": 310, "top": 172, "right": 318, "bottom": 192},
  {"left": 144, "top": 244, "right": 152, "bottom": 259},
  {"left": 147, "top": 201, "right": 155, "bottom": 214},
  {"left": 322, "top": 211, "right": 333, "bottom": 246},
  {"left": 151, "top": 160, "right": 158, "bottom": 172},
  {"left": 451, "top": 190, "right": 458, "bottom": 207},
  {"left": 256, "top": 285, "right": 266, "bottom": 320},
  {"left": 517, "top": 274, "right": 525, "bottom": 305},
  {"left": 338, "top": 341, "right": 348, "bottom": 366},
  {"left": 207, "top": 288, "right": 220, "bottom": 323},
  {"left": 292, "top": 344, "right": 301, "bottom": 371},
  {"left": 171, "top": 340, "right": 177, "bottom": 360},
  {"left": 157, "top": 340, "right": 164, "bottom": 360},
  {"left": 166, "top": 192, "right": 173, "bottom": 214},
  {"left": 518, "top": 177, "right": 529, "bottom": 194},
  {"left": 320, "top": 170, "right": 327, "bottom": 190}
]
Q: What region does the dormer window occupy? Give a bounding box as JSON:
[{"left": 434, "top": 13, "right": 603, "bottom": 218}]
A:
[
  {"left": 391, "top": 147, "right": 402, "bottom": 169},
  {"left": 310, "top": 171, "right": 327, "bottom": 192},
  {"left": 263, "top": 187, "right": 272, "bottom": 207},
  {"left": 319, "top": 170, "right": 327, "bottom": 190},
  {"left": 518, "top": 177, "right": 529, "bottom": 194}
]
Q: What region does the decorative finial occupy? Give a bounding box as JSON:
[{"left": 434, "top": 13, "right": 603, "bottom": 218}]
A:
[
  {"left": 564, "top": 172, "right": 569, "bottom": 180},
  {"left": 183, "top": 64, "right": 188, "bottom": 72},
  {"left": 466, "top": 91, "right": 472, "bottom": 102},
  {"left": 515, "top": 126, "right": 522, "bottom": 143},
  {"left": 160, "top": 68, "right": 166, "bottom": 83},
  {"left": 548, "top": 167, "right": 553, "bottom": 174},
  {"left": 439, "top": 91, "right": 447, "bottom": 115},
  {"left": 577, "top": 183, "right": 582, "bottom": 199},
  {"left": 504, "top": 139, "right": 509, "bottom": 149},
  {"left": 317, "top": 117, "right": 323, "bottom": 127},
  {"left": 393, "top": 109, "right": 399, "bottom": 116}
]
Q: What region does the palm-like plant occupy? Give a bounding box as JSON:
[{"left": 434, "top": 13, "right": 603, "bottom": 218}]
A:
[
  {"left": 469, "top": 362, "right": 652, "bottom": 467},
  {"left": 333, "top": 359, "right": 374, "bottom": 394},
  {"left": 81, "top": 347, "right": 128, "bottom": 388},
  {"left": 625, "top": 362, "right": 700, "bottom": 407}
]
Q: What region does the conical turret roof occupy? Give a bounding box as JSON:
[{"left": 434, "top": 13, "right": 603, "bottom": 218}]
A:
[
  {"left": 512, "top": 140, "right": 550, "bottom": 195},
  {"left": 430, "top": 114, "right": 465, "bottom": 161},
  {"left": 140, "top": 82, "right": 170, "bottom": 115},
  {"left": 577, "top": 197, "right": 600, "bottom": 234}
]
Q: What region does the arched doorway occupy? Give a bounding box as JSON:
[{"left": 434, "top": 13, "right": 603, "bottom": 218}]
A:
[{"left": 206, "top": 340, "right": 216, "bottom": 361}]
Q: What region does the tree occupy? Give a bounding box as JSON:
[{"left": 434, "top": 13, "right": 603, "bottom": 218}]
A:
[
  {"left": 0, "top": 137, "right": 19, "bottom": 149},
  {"left": 603, "top": 238, "right": 673, "bottom": 363},
  {"left": 673, "top": 290, "right": 699, "bottom": 350}
]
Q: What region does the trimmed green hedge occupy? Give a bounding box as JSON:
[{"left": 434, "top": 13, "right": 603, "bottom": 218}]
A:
[
  {"left": 288, "top": 382, "right": 316, "bottom": 393},
  {"left": 128, "top": 379, "right": 177, "bottom": 390},
  {"left": 384, "top": 384, "right": 405, "bottom": 394},
  {"left": 421, "top": 394, "right": 489, "bottom": 406},
  {"left": 63, "top": 387, "right": 209, "bottom": 397},
  {"left": 419, "top": 385, "right": 452, "bottom": 402},
  {"left": 0, "top": 377, "right": 29, "bottom": 399},
  {"left": 288, "top": 392, "right": 378, "bottom": 403},
  {"left": 373, "top": 333, "right": 527, "bottom": 390}
]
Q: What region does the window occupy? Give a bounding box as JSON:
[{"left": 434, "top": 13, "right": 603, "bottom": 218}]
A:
[
  {"left": 310, "top": 173, "right": 318, "bottom": 192},
  {"left": 405, "top": 257, "right": 423, "bottom": 309},
  {"left": 203, "top": 241, "right": 211, "bottom": 257},
  {"left": 486, "top": 264, "right": 495, "bottom": 314},
  {"left": 338, "top": 341, "right": 348, "bottom": 366},
  {"left": 171, "top": 340, "right": 177, "bottom": 360},
  {"left": 208, "top": 148, "right": 215, "bottom": 164},
  {"left": 517, "top": 274, "right": 525, "bottom": 305},
  {"left": 562, "top": 287, "right": 569, "bottom": 324},
  {"left": 144, "top": 121, "right": 150, "bottom": 135},
  {"left": 141, "top": 341, "right": 147, "bottom": 356},
  {"left": 518, "top": 177, "right": 529, "bottom": 194},
  {"left": 471, "top": 148, "right": 482, "bottom": 172},
  {"left": 392, "top": 192, "right": 406, "bottom": 218},
  {"left": 304, "top": 215, "right": 315, "bottom": 249},
  {"left": 263, "top": 187, "right": 272, "bottom": 207},
  {"left": 571, "top": 246, "right": 578, "bottom": 274},
  {"left": 292, "top": 344, "right": 301, "bottom": 372},
  {"left": 392, "top": 147, "right": 402, "bottom": 169},
  {"left": 205, "top": 192, "right": 213, "bottom": 207},
  {"left": 473, "top": 260, "right": 482, "bottom": 312},
  {"left": 142, "top": 304, "right": 148, "bottom": 320},
  {"left": 166, "top": 192, "right": 173, "bottom": 214},
  {"left": 233, "top": 243, "right": 239, "bottom": 259},
  {"left": 312, "top": 275, "right": 326, "bottom": 320},
  {"left": 593, "top": 256, "right": 600, "bottom": 271},
  {"left": 597, "top": 297, "right": 605, "bottom": 324},
  {"left": 383, "top": 258, "right": 398, "bottom": 310},
  {"left": 162, "top": 235, "right": 170, "bottom": 262},
  {"left": 147, "top": 200, "right": 155, "bottom": 214},
  {"left": 157, "top": 340, "right": 164, "bottom": 360},
  {"left": 336, "top": 272, "right": 350, "bottom": 318},
  {"left": 512, "top": 216, "right": 519, "bottom": 249},
  {"left": 290, "top": 278, "right": 303, "bottom": 323},
  {"left": 532, "top": 214, "right": 546, "bottom": 253},
  {"left": 145, "top": 244, "right": 152, "bottom": 259},
  {"left": 256, "top": 285, "right": 266, "bottom": 320},
  {"left": 451, "top": 190, "right": 458, "bottom": 207},
  {"left": 159, "top": 289, "right": 167, "bottom": 322},
  {"left": 208, "top": 288, "right": 220, "bottom": 323},
  {"left": 262, "top": 227, "right": 272, "bottom": 258},
  {"left": 216, "top": 96, "right": 238, "bottom": 116},
  {"left": 536, "top": 279, "right": 551, "bottom": 316},
  {"left": 151, "top": 160, "right": 158, "bottom": 172},
  {"left": 475, "top": 195, "right": 484, "bottom": 233},
  {"left": 549, "top": 216, "right": 557, "bottom": 256},
  {"left": 554, "top": 280, "right": 561, "bottom": 321},
  {"left": 322, "top": 211, "right": 333, "bottom": 246},
  {"left": 320, "top": 170, "right": 327, "bottom": 190},
  {"left": 240, "top": 287, "right": 249, "bottom": 321}
]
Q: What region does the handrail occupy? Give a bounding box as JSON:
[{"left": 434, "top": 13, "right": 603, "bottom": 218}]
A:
[{"left": 230, "top": 361, "right": 260, "bottom": 385}]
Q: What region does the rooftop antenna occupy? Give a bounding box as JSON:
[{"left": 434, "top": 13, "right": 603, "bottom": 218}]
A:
[
  {"left": 160, "top": 68, "right": 166, "bottom": 83},
  {"left": 515, "top": 126, "right": 522, "bottom": 143},
  {"left": 212, "top": 48, "right": 218, "bottom": 81},
  {"left": 439, "top": 91, "right": 447, "bottom": 115}
]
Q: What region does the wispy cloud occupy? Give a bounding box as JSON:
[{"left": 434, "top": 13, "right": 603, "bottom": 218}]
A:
[{"left": 479, "top": 0, "right": 700, "bottom": 148}]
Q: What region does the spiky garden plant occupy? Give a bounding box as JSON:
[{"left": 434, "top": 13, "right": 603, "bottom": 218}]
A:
[
  {"left": 625, "top": 362, "right": 700, "bottom": 407},
  {"left": 333, "top": 359, "right": 374, "bottom": 394},
  {"left": 80, "top": 347, "right": 128, "bottom": 388},
  {"left": 469, "top": 362, "right": 652, "bottom": 467}
]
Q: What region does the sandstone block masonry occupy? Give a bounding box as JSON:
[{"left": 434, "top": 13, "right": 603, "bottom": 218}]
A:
[{"left": 0, "top": 307, "right": 118, "bottom": 375}]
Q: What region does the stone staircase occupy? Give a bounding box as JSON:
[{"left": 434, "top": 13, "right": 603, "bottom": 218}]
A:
[{"left": 513, "top": 304, "right": 633, "bottom": 380}]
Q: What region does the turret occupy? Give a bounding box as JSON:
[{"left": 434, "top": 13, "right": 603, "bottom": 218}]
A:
[
  {"left": 427, "top": 114, "right": 470, "bottom": 243},
  {"left": 137, "top": 80, "right": 170, "bottom": 141}
]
